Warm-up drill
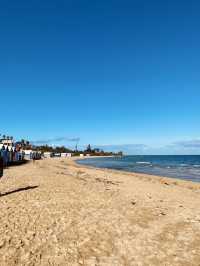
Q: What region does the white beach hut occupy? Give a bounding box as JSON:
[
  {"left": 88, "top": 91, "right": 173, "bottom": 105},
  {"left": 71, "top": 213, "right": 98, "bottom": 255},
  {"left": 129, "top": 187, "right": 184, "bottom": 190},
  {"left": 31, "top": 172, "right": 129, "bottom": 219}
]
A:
[
  {"left": 24, "top": 150, "right": 33, "bottom": 160},
  {"left": 43, "top": 152, "right": 53, "bottom": 158}
]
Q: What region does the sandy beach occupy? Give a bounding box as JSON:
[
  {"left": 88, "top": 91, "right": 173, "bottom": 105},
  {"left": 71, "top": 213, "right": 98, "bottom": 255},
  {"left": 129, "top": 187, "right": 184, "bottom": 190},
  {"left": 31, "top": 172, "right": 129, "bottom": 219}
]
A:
[{"left": 1, "top": 158, "right": 200, "bottom": 265}]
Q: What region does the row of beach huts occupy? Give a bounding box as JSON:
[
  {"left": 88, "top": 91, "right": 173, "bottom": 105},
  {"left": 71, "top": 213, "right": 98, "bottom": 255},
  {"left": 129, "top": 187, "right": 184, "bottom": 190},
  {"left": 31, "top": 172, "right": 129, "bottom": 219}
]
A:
[
  {"left": 0, "top": 146, "right": 42, "bottom": 167},
  {"left": 42, "top": 152, "right": 89, "bottom": 158},
  {"left": 0, "top": 137, "right": 89, "bottom": 168},
  {"left": 0, "top": 138, "right": 43, "bottom": 167},
  {"left": 0, "top": 147, "right": 78, "bottom": 167}
]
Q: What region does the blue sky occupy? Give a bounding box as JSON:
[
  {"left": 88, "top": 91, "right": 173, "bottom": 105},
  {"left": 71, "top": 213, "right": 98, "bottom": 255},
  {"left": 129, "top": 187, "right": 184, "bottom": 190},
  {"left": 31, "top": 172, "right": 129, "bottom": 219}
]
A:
[{"left": 1, "top": 0, "right": 200, "bottom": 154}]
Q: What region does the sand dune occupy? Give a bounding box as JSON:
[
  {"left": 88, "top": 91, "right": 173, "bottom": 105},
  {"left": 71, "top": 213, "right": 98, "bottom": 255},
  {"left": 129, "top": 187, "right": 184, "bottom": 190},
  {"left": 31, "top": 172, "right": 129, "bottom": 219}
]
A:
[{"left": 1, "top": 158, "right": 200, "bottom": 265}]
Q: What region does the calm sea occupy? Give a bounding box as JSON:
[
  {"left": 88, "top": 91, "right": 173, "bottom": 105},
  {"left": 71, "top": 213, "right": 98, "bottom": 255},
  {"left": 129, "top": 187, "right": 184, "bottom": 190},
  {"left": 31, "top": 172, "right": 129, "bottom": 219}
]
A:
[{"left": 77, "top": 155, "right": 200, "bottom": 182}]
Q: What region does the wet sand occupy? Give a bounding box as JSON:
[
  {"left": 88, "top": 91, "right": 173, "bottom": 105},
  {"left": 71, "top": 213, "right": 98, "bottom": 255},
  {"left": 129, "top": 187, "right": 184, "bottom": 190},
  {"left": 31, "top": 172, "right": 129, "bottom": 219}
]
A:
[{"left": 1, "top": 157, "right": 200, "bottom": 265}]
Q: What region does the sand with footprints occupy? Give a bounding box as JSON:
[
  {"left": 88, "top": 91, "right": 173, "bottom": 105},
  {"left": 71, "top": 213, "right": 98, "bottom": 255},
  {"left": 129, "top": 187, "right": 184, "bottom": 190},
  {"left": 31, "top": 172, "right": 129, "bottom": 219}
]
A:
[{"left": 1, "top": 158, "right": 200, "bottom": 265}]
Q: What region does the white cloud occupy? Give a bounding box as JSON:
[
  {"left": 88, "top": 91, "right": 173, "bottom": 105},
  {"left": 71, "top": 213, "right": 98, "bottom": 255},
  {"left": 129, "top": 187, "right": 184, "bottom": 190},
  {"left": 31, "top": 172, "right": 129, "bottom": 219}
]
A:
[{"left": 172, "top": 139, "right": 200, "bottom": 148}]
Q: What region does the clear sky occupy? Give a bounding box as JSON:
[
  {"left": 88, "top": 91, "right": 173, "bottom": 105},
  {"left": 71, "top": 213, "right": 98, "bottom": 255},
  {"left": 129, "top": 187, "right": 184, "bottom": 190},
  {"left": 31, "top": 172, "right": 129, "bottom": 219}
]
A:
[{"left": 1, "top": 0, "right": 200, "bottom": 154}]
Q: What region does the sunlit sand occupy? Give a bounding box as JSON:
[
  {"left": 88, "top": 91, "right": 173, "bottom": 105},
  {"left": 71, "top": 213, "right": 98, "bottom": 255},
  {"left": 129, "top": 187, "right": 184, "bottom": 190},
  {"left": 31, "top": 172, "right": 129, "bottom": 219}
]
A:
[{"left": 1, "top": 158, "right": 200, "bottom": 265}]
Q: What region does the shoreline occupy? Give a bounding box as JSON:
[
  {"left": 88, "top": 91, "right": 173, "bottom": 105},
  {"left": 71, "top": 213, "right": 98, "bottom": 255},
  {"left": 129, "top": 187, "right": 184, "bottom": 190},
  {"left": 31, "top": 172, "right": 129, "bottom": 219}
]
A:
[
  {"left": 1, "top": 157, "right": 200, "bottom": 265},
  {"left": 74, "top": 156, "right": 200, "bottom": 189}
]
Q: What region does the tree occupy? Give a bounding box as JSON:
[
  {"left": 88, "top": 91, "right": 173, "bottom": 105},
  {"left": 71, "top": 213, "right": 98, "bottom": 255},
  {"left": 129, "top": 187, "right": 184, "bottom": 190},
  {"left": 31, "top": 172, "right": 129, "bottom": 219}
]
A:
[{"left": 86, "top": 144, "right": 92, "bottom": 153}]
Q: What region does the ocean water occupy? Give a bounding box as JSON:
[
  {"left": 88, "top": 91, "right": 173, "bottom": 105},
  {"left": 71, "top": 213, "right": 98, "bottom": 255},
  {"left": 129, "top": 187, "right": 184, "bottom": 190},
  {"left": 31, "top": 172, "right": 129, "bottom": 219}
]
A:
[{"left": 77, "top": 155, "right": 200, "bottom": 182}]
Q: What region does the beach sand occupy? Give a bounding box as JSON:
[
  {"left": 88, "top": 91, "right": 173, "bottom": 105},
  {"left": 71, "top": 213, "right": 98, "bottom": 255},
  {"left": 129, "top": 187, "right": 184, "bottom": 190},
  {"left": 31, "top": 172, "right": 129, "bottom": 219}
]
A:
[{"left": 1, "top": 158, "right": 200, "bottom": 265}]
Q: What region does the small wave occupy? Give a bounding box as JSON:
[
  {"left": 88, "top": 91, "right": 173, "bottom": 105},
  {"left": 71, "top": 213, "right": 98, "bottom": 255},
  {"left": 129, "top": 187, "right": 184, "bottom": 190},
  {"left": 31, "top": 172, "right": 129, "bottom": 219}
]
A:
[
  {"left": 179, "top": 164, "right": 189, "bottom": 167},
  {"left": 136, "top": 161, "right": 151, "bottom": 165},
  {"left": 193, "top": 165, "right": 200, "bottom": 168}
]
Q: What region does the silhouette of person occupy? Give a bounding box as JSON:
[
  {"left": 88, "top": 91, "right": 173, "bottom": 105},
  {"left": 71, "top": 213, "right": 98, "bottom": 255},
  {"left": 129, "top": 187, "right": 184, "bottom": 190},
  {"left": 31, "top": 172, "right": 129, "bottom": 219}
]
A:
[{"left": 0, "top": 153, "right": 3, "bottom": 178}]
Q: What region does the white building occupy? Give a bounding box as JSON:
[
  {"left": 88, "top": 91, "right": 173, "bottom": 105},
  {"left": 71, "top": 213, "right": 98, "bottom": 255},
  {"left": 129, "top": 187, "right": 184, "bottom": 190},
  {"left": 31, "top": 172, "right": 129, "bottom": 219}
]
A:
[
  {"left": 43, "top": 152, "right": 53, "bottom": 158},
  {"left": 24, "top": 150, "right": 42, "bottom": 160},
  {"left": 61, "top": 153, "right": 72, "bottom": 158},
  {"left": 24, "top": 150, "right": 33, "bottom": 160}
]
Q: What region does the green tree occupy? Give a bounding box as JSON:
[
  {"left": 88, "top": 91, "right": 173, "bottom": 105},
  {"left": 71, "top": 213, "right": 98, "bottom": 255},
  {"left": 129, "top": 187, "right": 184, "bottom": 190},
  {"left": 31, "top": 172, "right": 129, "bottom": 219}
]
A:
[{"left": 86, "top": 144, "right": 92, "bottom": 153}]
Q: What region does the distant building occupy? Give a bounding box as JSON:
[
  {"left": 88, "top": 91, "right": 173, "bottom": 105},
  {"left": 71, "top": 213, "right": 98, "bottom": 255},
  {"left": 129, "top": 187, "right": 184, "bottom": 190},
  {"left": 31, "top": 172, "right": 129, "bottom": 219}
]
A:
[
  {"left": 24, "top": 150, "right": 33, "bottom": 160},
  {"left": 24, "top": 150, "right": 42, "bottom": 160},
  {"left": 54, "top": 153, "right": 61, "bottom": 157},
  {"left": 61, "top": 153, "right": 72, "bottom": 157},
  {"left": 43, "top": 152, "right": 53, "bottom": 158}
]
